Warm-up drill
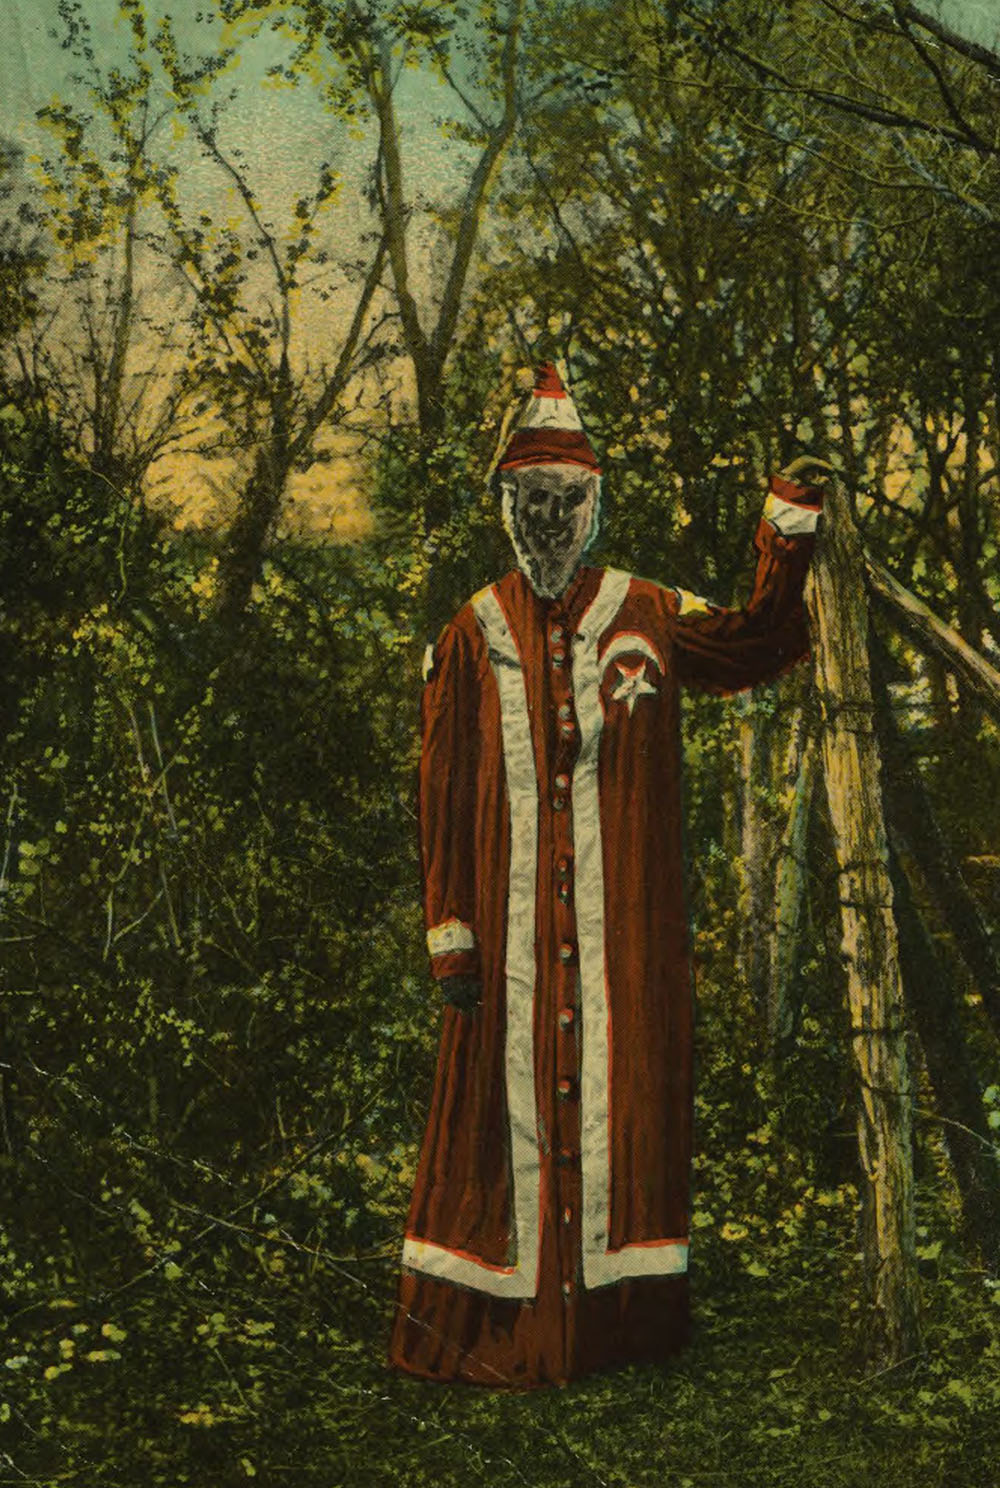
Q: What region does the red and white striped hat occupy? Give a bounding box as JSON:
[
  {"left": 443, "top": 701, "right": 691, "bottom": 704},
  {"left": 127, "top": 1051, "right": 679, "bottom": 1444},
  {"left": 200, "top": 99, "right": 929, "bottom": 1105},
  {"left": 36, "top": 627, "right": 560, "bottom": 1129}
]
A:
[{"left": 496, "top": 362, "right": 601, "bottom": 473}]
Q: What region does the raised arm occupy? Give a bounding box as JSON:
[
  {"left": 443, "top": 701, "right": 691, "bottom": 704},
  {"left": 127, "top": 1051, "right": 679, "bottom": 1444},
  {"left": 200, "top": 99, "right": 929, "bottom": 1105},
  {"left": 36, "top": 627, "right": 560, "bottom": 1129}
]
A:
[{"left": 671, "top": 461, "right": 830, "bottom": 695}]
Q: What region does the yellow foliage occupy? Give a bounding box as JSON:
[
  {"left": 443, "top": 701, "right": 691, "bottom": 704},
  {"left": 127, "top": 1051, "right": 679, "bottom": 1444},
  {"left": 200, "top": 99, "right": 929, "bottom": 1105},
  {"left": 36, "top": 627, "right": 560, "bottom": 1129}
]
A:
[{"left": 178, "top": 1404, "right": 217, "bottom": 1427}]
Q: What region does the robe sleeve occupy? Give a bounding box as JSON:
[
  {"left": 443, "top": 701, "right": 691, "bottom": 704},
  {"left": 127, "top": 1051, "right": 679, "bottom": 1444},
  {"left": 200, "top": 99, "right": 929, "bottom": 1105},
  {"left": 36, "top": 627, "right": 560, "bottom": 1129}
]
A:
[
  {"left": 671, "top": 474, "right": 824, "bottom": 695},
  {"left": 418, "top": 620, "right": 481, "bottom": 981}
]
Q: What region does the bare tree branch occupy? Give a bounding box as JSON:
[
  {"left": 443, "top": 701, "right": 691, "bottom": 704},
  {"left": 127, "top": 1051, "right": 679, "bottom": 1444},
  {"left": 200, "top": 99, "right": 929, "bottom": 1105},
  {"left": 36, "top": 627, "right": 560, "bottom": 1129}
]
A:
[
  {"left": 291, "top": 235, "right": 388, "bottom": 463},
  {"left": 430, "top": 0, "right": 523, "bottom": 367},
  {"left": 678, "top": 3, "right": 1000, "bottom": 157},
  {"left": 894, "top": 0, "right": 1000, "bottom": 78},
  {"left": 866, "top": 555, "right": 1000, "bottom": 725}
]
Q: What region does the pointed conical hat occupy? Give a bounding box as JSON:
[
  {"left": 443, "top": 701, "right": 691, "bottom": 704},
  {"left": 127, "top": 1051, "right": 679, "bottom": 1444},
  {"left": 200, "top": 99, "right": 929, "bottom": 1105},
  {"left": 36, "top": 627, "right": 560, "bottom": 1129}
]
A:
[{"left": 496, "top": 362, "right": 601, "bottom": 473}]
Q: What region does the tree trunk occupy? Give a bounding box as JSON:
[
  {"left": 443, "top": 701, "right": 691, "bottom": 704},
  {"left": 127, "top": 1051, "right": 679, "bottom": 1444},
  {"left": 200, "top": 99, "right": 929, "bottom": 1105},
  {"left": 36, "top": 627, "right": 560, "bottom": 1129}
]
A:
[
  {"left": 737, "top": 693, "right": 770, "bottom": 1015},
  {"left": 806, "top": 478, "right": 921, "bottom": 1368},
  {"left": 92, "top": 194, "right": 137, "bottom": 488},
  {"left": 768, "top": 713, "right": 817, "bottom": 1054},
  {"left": 214, "top": 441, "right": 290, "bottom": 631},
  {"left": 871, "top": 642, "right": 1000, "bottom": 1044},
  {"left": 889, "top": 848, "right": 1000, "bottom": 1274},
  {"left": 361, "top": 3, "right": 523, "bottom": 635},
  {"left": 955, "top": 376, "right": 987, "bottom": 650}
]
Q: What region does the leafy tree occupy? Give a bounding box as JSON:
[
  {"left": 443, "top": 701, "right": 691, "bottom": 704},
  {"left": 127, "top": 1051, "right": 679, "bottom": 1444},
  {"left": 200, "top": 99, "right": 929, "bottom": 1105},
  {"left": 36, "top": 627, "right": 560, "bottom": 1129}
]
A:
[
  {"left": 19, "top": 1, "right": 201, "bottom": 494},
  {"left": 1, "top": 0, "right": 999, "bottom": 1467},
  {"left": 0, "top": 139, "right": 46, "bottom": 371},
  {"left": 152, "top": 10, "right": 392, "bottom": 628},
  {"left": 219, "top": 0, "right": 565, "bottom": 628}
]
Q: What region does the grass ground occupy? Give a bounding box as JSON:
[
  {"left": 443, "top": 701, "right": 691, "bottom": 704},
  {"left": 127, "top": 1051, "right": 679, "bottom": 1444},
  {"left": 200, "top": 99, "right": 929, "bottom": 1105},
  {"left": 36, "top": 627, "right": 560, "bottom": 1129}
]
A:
[{"left": 5, "top": 1222, "right": 998, "bottom": 1488}]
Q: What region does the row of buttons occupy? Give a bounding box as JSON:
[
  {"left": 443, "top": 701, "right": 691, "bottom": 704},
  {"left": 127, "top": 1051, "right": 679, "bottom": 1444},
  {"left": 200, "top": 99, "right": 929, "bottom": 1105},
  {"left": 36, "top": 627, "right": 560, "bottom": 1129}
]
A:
[
  {"left": 551, "top": 619, "right": 577, "bottom": 1306},
  {"left": 557, "top": 851, "right": 572, "bottom": 906}
]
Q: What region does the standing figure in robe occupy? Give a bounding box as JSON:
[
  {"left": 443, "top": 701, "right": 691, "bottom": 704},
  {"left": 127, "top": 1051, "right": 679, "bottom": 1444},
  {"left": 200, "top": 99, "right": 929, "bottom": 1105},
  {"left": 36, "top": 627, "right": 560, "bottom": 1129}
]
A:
[{"left": 389, "top": 362, "right": 829, "bottom": 1388}]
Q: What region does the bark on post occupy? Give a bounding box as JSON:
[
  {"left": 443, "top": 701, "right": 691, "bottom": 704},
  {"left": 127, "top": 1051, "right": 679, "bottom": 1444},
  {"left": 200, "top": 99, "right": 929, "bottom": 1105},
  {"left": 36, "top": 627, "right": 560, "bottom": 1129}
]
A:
[{"left": 805, "top": 479, "right": 921, "bottom": 1367}]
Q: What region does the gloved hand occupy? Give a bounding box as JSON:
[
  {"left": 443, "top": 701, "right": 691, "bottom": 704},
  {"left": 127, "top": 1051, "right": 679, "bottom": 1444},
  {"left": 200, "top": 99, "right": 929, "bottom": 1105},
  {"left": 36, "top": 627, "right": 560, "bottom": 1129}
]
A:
[{"left": 440, "top": 974, "right": 482, "bottom": 1013}]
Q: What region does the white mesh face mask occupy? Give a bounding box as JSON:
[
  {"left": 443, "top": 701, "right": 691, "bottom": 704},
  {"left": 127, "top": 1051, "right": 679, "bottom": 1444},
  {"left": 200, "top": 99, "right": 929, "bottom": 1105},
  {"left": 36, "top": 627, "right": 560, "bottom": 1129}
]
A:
[{"left": 500, "top": 464, "right": 601, "bottom": 598}]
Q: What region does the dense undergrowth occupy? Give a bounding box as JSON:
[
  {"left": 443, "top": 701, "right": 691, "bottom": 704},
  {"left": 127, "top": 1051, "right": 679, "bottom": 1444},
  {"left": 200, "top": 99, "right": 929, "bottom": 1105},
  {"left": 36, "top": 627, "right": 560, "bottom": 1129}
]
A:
[
  {"left": 2, "top": 403, "right": 999, "bottom": 1487},
  {"left": 3, "top": 1023, "right": 999, "bottom": 1487}
]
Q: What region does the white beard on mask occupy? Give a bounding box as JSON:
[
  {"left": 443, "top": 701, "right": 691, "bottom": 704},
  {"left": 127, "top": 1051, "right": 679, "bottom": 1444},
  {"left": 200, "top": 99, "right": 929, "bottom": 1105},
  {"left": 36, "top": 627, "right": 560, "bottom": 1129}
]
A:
[{"left": 500, "top": 466, "right": 601, "bottom": 600}]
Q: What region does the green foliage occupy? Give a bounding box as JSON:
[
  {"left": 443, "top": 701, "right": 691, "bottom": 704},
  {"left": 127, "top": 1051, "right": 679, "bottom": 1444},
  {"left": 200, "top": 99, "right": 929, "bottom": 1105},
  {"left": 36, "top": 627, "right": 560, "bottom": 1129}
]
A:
[
  {"left": 2, "top": 399, "right": 998, "bottom": 1485},
  {"left": 2, "top": 0, "right": 1000, "bottom": 1482}
]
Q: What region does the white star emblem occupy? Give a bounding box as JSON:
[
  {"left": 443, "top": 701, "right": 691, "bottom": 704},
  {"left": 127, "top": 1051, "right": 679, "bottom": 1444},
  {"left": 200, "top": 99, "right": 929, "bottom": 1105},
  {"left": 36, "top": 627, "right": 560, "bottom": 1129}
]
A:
[{"left": 611, "top": 660, "right": 657, "bottom": 715}]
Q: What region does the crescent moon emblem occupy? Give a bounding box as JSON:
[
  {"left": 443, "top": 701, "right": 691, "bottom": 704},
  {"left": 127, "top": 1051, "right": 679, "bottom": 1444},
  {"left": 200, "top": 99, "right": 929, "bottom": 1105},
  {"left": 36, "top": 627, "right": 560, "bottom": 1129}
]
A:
[{"left": 598, "top": 631, "right": 666, "bottom": 676}]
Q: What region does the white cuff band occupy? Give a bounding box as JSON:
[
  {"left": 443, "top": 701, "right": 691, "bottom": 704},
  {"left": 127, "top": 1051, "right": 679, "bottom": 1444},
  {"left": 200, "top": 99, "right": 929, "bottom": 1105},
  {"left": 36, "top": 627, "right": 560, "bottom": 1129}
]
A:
[
  {"left": 427, "top": 919, "right": 476, "bottom": 957},
  {"left": 764, "top": 492, "right": 821, "bottom": 536}
]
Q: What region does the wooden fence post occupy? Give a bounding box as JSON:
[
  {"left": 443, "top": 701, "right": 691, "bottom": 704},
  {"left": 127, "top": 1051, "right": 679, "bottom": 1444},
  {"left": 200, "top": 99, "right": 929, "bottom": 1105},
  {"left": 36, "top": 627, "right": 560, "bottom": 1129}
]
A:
[{"left": 805, "top": 480, "right": 921, "bottom": 1368}]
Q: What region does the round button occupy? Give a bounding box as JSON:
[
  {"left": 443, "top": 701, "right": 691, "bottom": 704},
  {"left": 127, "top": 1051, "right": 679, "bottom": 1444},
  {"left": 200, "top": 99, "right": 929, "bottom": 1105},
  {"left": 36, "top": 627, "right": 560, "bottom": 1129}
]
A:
[
  {"left": 558, "top": 1006, "right": 575, "bottom": 1029},
  {"left": 560, "top": 722, "right": 575, "bottom": 737},
  {"left": 562, "top": 1206, "right": 573, "bottom": 1226},
  {"left": 553, "top": 796, "right": 566, "bottom": 812},
  {"left": 558, "top": 942, "right": 575, "bottom": 963},
  {"left": 557, "top": 857, "right": 570, "bottom": 874},
  {"left": 558, "top": 884, "right": 570, "bottom": 903},
  {"left": 555, "top": 773, "right": 570, "bottom": 791},
  {"left": 551, "top": 647, "right": 566, "bottom": 666},
  {"left": 558, "top": 703, "right": 573, "bottom": 720},
  {"left": 551, "top": 626, "right": 565, "bottom": 644},
  {"left": 561, "top": 1281, "right": 573, "bottom": 1298},
  {"left": 557, "top": 1077, "right": 574, "bottom": 1099}
]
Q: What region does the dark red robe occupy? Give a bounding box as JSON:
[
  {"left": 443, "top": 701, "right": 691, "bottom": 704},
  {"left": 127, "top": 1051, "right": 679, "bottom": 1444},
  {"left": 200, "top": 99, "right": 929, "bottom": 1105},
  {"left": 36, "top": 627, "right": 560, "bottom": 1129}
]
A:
[{"left": 389, "top": 475, "right": 823, "bottom": 1388}]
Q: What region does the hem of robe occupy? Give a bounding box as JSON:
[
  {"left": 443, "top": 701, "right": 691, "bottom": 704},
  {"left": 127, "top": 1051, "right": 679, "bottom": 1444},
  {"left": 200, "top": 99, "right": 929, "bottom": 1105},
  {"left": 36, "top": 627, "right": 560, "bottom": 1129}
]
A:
[{"left": 388, "top": 1268, "right": 692, "bottom": 1390}]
